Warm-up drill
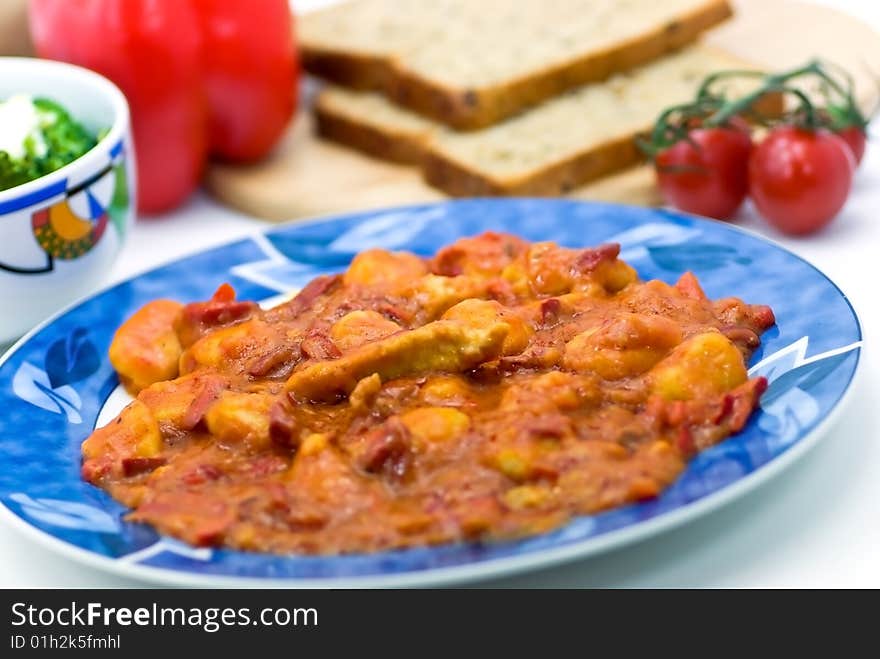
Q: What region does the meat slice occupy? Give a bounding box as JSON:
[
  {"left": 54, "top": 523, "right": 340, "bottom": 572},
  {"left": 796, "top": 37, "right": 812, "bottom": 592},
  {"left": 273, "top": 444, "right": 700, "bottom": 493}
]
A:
[
  {"left": 300, "top": 323, "right": 342, "bottom": 360},
  {"left": 286, "top": 319, "right": 509, "bottom": 402},
  {"left": 355, "top": 417, "right": 413, "bottom": 480},
  {"left": 330, "top": 310, "right": 400, "bottom": 352},
  {"left": 573, "top": 243, "right": 621, "bottom": 273},
  {"left": 176, "top": 283, "right": 258, "bottom": 348},
  {"left": 288, "top": 274, "right": 342, "bottom": 314}
]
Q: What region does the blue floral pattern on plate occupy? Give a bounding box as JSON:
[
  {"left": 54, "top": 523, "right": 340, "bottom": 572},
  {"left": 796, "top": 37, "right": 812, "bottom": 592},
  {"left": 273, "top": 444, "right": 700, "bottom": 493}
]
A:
[{"left": 0, "top": 200, "right": 862, "bottom": 586}]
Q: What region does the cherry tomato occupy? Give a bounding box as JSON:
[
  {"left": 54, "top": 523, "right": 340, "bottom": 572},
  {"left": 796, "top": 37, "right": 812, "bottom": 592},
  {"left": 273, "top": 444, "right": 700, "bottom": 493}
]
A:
[
  {"left": 835, "top": 125, "right": 867, "bottom": 166},
  {"left": 29, "top": 0, "right": 208, "bottom": 215},
  {"left": 748, "top": 126, "right": 854, "bottom": 236},
  {"left": 655, "top": 125, "right": 752, "bottom": 220},
  {"left": 194, "top": 0, "right": 298, "bottom": 162}
]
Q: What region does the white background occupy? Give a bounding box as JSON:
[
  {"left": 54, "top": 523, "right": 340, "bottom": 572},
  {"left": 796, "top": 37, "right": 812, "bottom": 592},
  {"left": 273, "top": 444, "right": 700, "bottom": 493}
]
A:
[{"left": 1, "top": 0, "right": 878, "bottom": 587}]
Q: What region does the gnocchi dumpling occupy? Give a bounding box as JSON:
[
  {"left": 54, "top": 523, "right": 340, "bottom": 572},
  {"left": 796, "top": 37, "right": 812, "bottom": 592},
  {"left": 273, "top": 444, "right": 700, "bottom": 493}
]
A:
[{"left": 649, "top": 331, "right": 747, "bottom": 400}]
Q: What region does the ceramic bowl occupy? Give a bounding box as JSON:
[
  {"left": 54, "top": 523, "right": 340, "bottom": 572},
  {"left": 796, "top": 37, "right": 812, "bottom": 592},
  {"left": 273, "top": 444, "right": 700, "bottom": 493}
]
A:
[{"left": 0, "top": 57, "right": 135, "bottom": 344}]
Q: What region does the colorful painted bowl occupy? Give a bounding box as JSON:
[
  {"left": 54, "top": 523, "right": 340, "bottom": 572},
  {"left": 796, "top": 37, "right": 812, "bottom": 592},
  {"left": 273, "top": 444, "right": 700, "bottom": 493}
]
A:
[{"left": 0, "top": 57, "right": 135, "bottom": 344}]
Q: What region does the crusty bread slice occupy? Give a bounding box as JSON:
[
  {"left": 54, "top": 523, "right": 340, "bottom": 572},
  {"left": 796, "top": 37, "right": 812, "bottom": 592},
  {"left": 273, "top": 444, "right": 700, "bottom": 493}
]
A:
[
  {"left": 315, "top": 45, "right": 779, "bottom": 197},
  {"left": 315, "top": 86, "right": 438, "bottom": 165},
  {"left": 314, "top": 86, "right": 440, "bottom": 165},
  {"left": 301, "top": 0, "right": 733, "bottom": 130}
]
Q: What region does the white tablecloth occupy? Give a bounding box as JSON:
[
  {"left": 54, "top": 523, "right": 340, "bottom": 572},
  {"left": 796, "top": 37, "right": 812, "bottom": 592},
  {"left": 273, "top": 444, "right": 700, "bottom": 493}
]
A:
[{"left": 1, "top": 0, "right": 878, "bottom": 588}]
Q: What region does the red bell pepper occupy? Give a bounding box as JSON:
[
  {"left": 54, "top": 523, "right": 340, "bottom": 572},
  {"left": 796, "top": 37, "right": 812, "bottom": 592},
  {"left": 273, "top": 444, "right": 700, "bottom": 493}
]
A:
[
  {"left": 28, "top": 0, "right": 298, "bottom": 215},
  {"left": 197, "top": 0, "right": 298, "bottom": 162}
]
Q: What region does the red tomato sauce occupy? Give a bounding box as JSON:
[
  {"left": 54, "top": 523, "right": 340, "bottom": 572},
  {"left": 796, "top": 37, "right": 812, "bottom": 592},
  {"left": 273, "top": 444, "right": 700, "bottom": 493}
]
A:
[{"left": 82, "top": 232, "right": 774, "bottom": 554}]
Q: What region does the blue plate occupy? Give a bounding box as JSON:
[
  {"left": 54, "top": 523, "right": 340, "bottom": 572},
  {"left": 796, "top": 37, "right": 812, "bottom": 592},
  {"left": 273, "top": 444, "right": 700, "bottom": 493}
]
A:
[{"left": 0, "top": 200, "right": 862, "bottom": 587}]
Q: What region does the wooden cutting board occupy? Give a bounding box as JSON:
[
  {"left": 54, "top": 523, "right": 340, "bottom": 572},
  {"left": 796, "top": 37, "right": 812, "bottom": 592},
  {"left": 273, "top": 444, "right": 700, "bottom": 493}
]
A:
[
  {"left": 0, "top": 1, "right": 33, "bottom": 58},
  {"left": 207, "top": 0, "right": 877, "bottom": 221}
]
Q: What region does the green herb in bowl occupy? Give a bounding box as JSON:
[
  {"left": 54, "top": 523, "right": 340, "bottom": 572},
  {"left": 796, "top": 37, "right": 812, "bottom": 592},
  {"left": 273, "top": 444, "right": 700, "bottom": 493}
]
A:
[{"left": 0, "top": 94, "right": 100, "bottom": 192}]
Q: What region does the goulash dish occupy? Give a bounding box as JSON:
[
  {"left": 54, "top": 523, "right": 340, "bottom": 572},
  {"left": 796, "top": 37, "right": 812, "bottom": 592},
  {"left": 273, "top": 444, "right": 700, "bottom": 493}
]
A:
[{"left": 82, "top": 232, "right": 775, "bottom": 554}]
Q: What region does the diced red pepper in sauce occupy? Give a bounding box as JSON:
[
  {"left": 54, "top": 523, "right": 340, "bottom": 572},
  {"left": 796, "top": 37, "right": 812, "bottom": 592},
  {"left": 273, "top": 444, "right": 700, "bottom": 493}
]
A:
[{"left": 83, "top": 232, "right": 774, "bottom": 555}]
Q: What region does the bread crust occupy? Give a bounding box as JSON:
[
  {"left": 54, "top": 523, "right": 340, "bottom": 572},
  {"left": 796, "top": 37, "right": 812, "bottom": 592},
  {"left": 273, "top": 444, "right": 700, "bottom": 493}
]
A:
[
  {"left": 314, "top": 100, "right": 429, "bottom": 165},
  {"left": 302, "top": 0, "right": 734, "bottom": 129},
  {"left": 302, "top": 48, "right": 392, "bottom": 92},
  {"left": 315, "top": 89, "right": 645, "bottom": 196},
  {"left": 422, "top": 134, "right": 642, "bottom": 196},
  {"left": 314, "top": 83, "right": 783, "bottom": 199}
]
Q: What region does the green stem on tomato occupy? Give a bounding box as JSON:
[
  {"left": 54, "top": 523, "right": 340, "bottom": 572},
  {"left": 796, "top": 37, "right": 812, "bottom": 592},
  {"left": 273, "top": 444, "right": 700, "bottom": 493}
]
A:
[
  {"left": 706, "top": 83, "right": 821, "bottom": 130},
  {"left": 640, "top": 97, "right": 724, "bottom": 156},
  {"left": 782, "top": 86, "right": 822, "bottom": 129},
  {"left": 700, "top": 58, "right": 867, "bottom": 129},
  {"left": 815, "top": 58, "right": 868, "bottom": 128},
  {"left": 639, "top": 57, "right": 869, "bottom": 162},
  {"left": 696, "top": 68, "right": 768, "bottom": 101}
]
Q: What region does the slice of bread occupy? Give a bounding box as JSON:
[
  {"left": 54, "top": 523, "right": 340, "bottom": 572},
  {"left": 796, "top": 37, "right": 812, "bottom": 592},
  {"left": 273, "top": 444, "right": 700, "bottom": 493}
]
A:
[
  {"left": 300, "top": 0, "right": 733, "bottom": 130},
  {"left": 315, "top": 86, "right": 437, "bottom": 165},
  {"left": 315, "top": 45, "right": 779, "bottom": 197}
]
